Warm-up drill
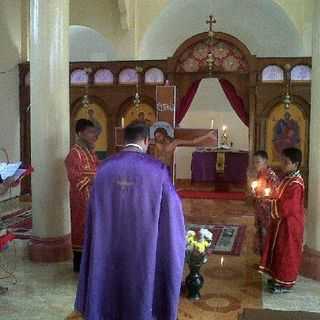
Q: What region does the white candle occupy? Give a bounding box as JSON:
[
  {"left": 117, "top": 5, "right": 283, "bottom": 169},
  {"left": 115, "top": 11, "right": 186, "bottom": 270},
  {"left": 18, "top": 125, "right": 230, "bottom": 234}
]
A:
[
  {"left": 251, "top": 181, "right": 258, "bottom": 193},
  {"left": 222, "top": 125, "right": 227, "bottom": 132},
  {"left": 220, "top": 256, "right": 224, "bottom": 267},
  {"left": 264, "top": 188, "right": 271, "bottom": 197},
  {"left": 210, "top": 120, "right": 214, "bottom": 129},
  {"left": 121, "top": 117, "right": 125, "bottom": 128}
]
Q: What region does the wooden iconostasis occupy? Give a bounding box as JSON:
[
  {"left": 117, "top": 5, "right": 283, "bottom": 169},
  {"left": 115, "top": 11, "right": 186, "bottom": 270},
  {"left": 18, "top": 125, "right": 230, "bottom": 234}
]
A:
[{"left": 19, "top": 32, "right": 311, "bottom": 194}]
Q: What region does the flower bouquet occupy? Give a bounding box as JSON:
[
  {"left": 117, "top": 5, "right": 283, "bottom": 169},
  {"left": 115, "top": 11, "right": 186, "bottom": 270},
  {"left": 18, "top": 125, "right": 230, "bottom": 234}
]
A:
[{"left": 185, "top": 228, "right": 213, "bottom": 300}]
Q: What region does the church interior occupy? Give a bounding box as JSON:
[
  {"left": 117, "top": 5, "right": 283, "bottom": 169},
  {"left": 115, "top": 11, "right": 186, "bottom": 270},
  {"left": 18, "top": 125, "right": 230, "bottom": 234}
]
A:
[{"left": 1, "top": 0, "right": 320, "bottom": 319}]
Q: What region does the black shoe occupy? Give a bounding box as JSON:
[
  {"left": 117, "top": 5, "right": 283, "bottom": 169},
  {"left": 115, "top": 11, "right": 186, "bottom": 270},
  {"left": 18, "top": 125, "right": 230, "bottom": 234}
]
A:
[
  {"left": 267, "top": 279, "right": 275, "bottom": 288},
  {"left": 269, "top": 283, "right": 291, "bottom": 294},
  {"left": 0, "top": 286, "right": 8, "bottom": 295}
]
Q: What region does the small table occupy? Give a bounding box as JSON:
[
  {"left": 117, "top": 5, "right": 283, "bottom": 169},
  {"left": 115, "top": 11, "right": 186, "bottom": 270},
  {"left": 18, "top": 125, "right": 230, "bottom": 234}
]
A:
[{"left": 191, "top": 151, "right": 249, "bottom": 185}]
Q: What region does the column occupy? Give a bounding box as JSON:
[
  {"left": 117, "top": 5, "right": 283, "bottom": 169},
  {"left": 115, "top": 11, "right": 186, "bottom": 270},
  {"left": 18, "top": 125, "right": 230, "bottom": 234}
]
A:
[
  {"left": 301, "top": 1, "right": 320, "bottom": 280},
  {"left": 29, "top": 0, "right": 71, "bottom": 262}
]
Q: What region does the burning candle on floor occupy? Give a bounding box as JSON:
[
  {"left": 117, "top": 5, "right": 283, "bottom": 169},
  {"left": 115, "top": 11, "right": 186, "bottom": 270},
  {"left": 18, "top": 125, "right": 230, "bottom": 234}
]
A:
[{"left": 220, "top": 256, "right": 224, "bottom": 267}]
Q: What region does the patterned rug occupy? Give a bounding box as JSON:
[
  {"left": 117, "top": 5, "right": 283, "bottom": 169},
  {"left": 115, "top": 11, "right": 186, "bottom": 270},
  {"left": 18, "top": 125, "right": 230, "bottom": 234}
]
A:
[
  {"left": 187, "top": 224, "right": 246, "bottom": 256},
  {"left": 0, "top": 208, "right": 32, "bottom": 239},
  {"left": 178, "top": 190, "right": 246, "bottom": 201}
]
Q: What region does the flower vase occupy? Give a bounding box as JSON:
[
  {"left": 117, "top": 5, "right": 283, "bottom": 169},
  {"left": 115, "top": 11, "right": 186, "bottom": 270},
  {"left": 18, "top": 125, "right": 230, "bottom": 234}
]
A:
[{"left": 185, "top": 255, "right": 206, "bottom": 300}]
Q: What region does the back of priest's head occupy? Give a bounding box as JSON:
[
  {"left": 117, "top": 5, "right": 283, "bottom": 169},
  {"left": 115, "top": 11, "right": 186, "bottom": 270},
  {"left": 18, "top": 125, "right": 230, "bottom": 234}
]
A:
[{"left": 124, "top": 121, "right": 150, "bottom": 144}]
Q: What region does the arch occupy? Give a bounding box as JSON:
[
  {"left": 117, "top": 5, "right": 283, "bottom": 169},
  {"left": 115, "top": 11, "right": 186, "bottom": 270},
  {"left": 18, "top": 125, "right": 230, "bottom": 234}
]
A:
[
  {"left": 144, "top": 67, "right": 165, "bottom": 84},
  {"left": 116, "top": 96, "right": 156, "bottom": 125},
  {"left": 291, "top": 65, "right": 312, "bottom": 81},
  {"left": 118, "top": 68, "right": 139, "bottom": 84},
  {"left": 259, "top": 95, "right": 309, "bottom": 168},
  {"left": 70, "top": 69, "right": 89, "bottom": 85},
  {"left": 94, "top": 69, "right": 114, "bottom": 84},
  {"left": 173, "top": 32, "right": 250, "bottom": 73},
  {"left": 261, "top": 65, "right": 284, "bottom": 82},
  {"left": 139, "top": 0, "right": 302, "bottom": 59},
  {"left": 69, "top": 25, "right": 116, "bottom": 61},
  {"left": 71, "top": 96, "right": 110, "bottom": 158}
]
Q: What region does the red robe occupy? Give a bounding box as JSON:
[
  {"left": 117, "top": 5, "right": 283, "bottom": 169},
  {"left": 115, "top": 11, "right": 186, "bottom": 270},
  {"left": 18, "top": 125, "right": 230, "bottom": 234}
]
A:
[
  {"left": 259, "top": 171, "right": 304, "bottom": 287},
  {"left": 65, "top": 144, "right": 99, "bottom": 251},
  {"left": 254, "top": 167, "right": 279, "bottom": 255}
]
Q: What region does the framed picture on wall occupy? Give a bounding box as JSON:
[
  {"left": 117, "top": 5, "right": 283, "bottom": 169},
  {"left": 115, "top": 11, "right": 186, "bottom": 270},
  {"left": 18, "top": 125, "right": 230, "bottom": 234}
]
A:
[{"left": 265, "top": 103, "right": 307, "bottom": 167}]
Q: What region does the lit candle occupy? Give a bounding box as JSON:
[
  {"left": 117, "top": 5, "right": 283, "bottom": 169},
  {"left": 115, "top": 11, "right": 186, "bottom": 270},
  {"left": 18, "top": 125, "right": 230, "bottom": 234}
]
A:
[
  {"left": 264, "top": 188, "right": 271, "bottom": 197},
  {"left": 251, "top": 181, "right": 258, "bottom": 193},
  {"left": 121, "top": 117, "right": 125, "bottom": 128},
  {"left": 222, "top": 125, "right": 227, "bottom": 132},
  {"left": 210, "top": 120, "right": 214, "bottom": 129},
  {"left": 220, "top": 256, "right": 224, "bottom": 267}
]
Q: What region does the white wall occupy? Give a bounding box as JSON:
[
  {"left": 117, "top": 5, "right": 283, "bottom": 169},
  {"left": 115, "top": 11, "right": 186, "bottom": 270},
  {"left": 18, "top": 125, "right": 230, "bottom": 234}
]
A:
[
  {"left": 69, "top": 25, "right": 116, "bottom": 61},
  {"left": 175, "top": 78, "right": 249, "bottom": 179},
  {"left": 0, "top": 0, "right": 21, "bottom": 200}
]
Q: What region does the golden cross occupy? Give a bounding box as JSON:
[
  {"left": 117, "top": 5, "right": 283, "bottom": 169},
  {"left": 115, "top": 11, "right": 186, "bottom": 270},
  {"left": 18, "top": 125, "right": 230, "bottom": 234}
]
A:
[{"left": 206, "top": 15, "right": 216, "bottom": 32}]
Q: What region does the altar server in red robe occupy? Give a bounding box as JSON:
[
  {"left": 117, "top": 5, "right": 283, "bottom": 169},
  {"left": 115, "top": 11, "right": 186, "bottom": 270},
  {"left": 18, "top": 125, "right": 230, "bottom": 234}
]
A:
[
  {"left": 259, "top": 147, "right": 304, "bottom": 293},
  {"left": 252, "top": 151, "right": 279, "bottom": 255},
  {"left": 65, "top": 119, "right": 99, "bottom": 272}
]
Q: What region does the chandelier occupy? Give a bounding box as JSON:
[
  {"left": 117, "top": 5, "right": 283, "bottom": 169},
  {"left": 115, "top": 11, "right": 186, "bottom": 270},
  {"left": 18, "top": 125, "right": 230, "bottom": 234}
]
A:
[
  {"left": 206, "top": 15, "right": 216, "bottom": 74},
  {"left": 81, "top": 67, "right": 92, "bottom": 109},
  {"left": 283, "top": 64, "right": 292, "bottom": 109},
  {"left": 133, "top": 66, "right": 143, "bottom": 111}
]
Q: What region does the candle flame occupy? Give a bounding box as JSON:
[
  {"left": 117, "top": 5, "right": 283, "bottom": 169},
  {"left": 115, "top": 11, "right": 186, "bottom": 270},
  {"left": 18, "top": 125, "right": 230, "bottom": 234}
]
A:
[
  {"left": 222, "top": 125, "right": 227, "bottom": 131},
  {"left": 264, "top": 188, "right": 271, "bottom": 197},
  {"left": 220, "top": 256, "right": 224, "bottom": 267},
  {"left": 251, "top": 181, "right": 258, "bottom": 190}
]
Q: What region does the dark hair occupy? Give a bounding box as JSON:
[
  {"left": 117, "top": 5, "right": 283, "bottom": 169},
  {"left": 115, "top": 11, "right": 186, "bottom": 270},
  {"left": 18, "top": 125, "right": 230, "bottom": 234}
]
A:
[
  {"left": 154, "top": 127, "right": 168, "bottom": 137},
  {"left": 254, "top": 150, "right": 268, "bottom": 160},
  {"left": 282, "top": 147, "right": 302, "bottom": 168},
  {"left": 124, "top": 122, "right": 149, "bottom": 143},
  {"left": 75, "top": 119, "right": 95, "bottom": 134}
]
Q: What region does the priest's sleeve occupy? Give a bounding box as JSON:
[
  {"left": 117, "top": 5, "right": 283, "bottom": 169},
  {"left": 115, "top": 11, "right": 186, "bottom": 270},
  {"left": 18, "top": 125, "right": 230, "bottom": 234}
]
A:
[
  {"left": 152, "top": 168, "right": 185, "bottom": 320},
  {"left": 275, "top": 182, "right": 304, "bottom": 219},
  {"left": 65, "top": 148, "right": 93, "bottom": 192}
]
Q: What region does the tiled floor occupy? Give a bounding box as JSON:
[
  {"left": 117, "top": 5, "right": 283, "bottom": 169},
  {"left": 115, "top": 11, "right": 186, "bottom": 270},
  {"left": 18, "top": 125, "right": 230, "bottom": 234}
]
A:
[{"left": 0, "top": 196, "right": 320, "bottom": 319}]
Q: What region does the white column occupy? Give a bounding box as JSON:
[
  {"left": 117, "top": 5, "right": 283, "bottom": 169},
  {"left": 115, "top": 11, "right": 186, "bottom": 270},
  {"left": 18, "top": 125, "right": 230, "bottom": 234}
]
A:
[
  {"left": 301, "top": 0, "right": 320, "bottom": 280},
  {"left": 29, "top": 0, "right": 71, "bottom": 262}
]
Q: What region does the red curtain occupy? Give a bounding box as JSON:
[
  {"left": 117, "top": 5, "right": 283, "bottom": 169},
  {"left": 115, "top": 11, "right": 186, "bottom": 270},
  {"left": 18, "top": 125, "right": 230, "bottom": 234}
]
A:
[
  {"left": 219, "top": 79, "right": 249, "bottom": 127},
  {"left": 176, "top": 79, "right": 201, "bottom": 125}
]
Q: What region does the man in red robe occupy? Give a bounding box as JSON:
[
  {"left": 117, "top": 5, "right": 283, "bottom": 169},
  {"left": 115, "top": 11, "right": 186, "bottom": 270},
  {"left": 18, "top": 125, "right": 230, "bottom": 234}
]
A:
[
  {"left": 65, "top": 119, "right": 99, "bottom": 272},
  {"left": 251, "top": 151, "right": 279, "bottom": 255},
  {"left": 259, "top": 147, "right": 304, "bottom": 293}
]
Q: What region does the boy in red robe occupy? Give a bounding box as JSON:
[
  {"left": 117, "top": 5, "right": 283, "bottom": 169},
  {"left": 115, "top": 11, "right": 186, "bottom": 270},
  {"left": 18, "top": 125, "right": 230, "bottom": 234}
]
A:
[
  {"left": 252, "top": 151, "right": 279, "bottom": 255},
  {"left": 65, "top": 119, "right": 99, "bottom": 272},
  {"left": 259, "top": 147, "right": 304, "bottom": 293}
]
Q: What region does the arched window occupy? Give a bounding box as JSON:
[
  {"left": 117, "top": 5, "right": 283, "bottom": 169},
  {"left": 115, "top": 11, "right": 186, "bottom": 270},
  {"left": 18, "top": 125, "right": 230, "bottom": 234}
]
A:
[
  {"left": 119, "top": 68, "right": 138, "bottom": 84},
  {"left": 291, "top": 65, "right": 311, "bottom": 81},
  {"left": 70, "top": 69, "right": 89, "bottom": 85},
  {"left": 261, "top": 65, "right": 284, "bottom": 81},
  {"left": 94, "top": 69, "right": 114, "bottom": 84},
  {"left": 144, "top": 68, "right": 165, "bottom": 84}
]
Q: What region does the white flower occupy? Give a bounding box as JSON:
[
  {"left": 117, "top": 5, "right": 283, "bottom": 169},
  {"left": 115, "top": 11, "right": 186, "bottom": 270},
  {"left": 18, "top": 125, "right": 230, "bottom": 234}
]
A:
[
  {"left": 186, "top": 230, "right": 196, "bottom": 238},
  {"left": 199, "top": 228, "right": 213, "bottom": 241}
]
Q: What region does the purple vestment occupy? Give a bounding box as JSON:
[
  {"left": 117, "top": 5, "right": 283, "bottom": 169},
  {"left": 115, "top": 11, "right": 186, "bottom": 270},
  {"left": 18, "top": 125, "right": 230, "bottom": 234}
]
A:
[{"left": 75, "top": 150, "right": 185, "bottom": 320}]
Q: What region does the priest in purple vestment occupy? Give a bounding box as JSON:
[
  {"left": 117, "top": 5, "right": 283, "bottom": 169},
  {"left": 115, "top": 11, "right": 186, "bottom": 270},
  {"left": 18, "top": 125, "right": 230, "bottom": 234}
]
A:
[{"left": 74, "top": 122, "right": 185, "bottom": 320}]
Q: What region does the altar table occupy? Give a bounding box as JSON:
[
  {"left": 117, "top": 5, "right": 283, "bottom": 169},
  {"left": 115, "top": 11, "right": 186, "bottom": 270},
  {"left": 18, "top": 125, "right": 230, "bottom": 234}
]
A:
[{"left": 191, "top": 151, "right": 249, "bottom": 185}]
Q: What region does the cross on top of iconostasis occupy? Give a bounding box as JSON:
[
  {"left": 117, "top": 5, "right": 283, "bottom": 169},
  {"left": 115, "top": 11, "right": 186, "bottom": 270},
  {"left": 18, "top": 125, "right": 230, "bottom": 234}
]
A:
[{"left": 206, "top": 15, "right": 216, "bottom": 32}]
